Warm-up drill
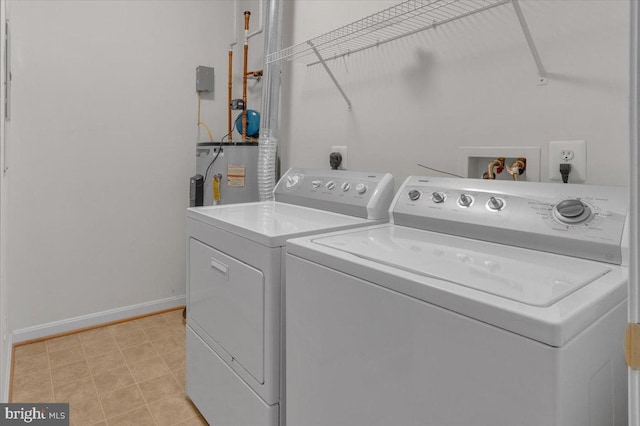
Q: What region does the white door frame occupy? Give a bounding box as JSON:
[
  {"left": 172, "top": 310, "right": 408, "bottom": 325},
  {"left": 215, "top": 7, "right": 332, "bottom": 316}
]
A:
[
  {"left": 630, "top": 0, "right": 639, "bottom": 424},
  {"left": 0, "top": 0, "right": 8, "bottom": 403}
]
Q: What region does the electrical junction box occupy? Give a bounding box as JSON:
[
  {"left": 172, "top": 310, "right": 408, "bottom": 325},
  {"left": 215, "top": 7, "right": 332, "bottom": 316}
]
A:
[{"left": 196, "top": 66, "right": 215, "bottom": 93}]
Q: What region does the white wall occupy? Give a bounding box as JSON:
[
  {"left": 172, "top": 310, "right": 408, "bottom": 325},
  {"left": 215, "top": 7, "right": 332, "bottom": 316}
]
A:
[
  {"left": 5, "top": 0, "right": 238, "bottom": 332},
  {"left": 280, "top": 0, "right": 629, "bottom": 187}
]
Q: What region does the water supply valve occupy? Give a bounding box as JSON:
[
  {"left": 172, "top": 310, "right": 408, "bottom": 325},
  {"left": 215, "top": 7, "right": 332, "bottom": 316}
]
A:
[
  {"left": 483, "top": 157, "right": 505, "bottom": 180},
  {"left": 507, "top": 158, "right": 527, "bottom": 181}
]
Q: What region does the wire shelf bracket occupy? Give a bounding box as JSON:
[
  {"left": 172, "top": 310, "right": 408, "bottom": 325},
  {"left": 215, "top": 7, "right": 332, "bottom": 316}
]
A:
[
  {"left": 511, "top": 0, "right": 548, "bottom": 86},
  {"left": 268, "top": 0, "right": 549, "bottom": 108},
  {"left": 309, "top": 41, "right": 352, "bottom": 110}
]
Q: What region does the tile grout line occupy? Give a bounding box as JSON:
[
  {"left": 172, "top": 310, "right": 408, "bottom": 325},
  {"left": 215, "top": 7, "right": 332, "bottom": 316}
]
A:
[
  {"left": 111, "top": 320, "right": 160, "bottom": 426},
  {"left": 142, "top": 315, "right": 200, "bottom": 425},
  {"left": 80, "top": 333, "right": 109, "bottom": 425}
]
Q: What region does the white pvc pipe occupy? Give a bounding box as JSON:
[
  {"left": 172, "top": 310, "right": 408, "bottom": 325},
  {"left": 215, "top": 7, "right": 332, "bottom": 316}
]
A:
[
  {"left": 230, "top": 0, "right": 238, "bottom": 48},
  {"left": 247, "top": 0, "right": 264, "bottom": 39}
]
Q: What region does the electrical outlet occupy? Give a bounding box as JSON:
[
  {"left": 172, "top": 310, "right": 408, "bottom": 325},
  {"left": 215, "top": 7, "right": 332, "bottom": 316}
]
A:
[
  {"left": 549, "top": 140, "right": 586, "bottom": 182},
  {"left": 330, "top": 145, "right": 348, "bottom": 170},
  {"left": 560, "top": 150, "right": 574, "bottom": 161}
]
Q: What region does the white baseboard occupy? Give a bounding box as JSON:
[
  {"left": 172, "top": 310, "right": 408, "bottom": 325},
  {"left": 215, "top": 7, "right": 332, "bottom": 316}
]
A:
[
  {"left": 2, "top": 333, "right": 12, "bottom": 403},
  {"left": 11, "top": 295, "right": 185, "bottom": 344}
]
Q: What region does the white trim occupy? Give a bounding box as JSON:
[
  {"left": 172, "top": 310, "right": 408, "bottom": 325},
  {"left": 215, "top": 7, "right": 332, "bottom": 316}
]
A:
[
  {"left": 11, "top": 295, "right": 185, "bottom": 344},
  {"left": 1, "top": 332, "right": 10, "bottom": 403}
]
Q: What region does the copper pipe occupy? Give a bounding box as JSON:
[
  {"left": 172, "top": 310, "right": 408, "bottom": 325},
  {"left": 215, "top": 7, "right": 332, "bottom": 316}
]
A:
[
  {"left": 228, "top": 48, "right": 233, "bottom": 142},
  {"left": 484, "top": 157, "right": 505, "bottom": 180},
  {"left": 242, "top": 11, "right": 251, "bottom": 140}
]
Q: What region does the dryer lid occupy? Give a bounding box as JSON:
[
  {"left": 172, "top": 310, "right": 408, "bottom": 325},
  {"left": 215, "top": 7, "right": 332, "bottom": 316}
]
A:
[{"left": 312, "top": 226, "right": 611, "bottom": 307}]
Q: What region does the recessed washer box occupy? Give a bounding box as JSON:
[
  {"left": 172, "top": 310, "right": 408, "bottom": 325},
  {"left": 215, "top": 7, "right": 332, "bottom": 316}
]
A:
[{"left": 457, "top": 146, "right": 541, "bottom": 181}]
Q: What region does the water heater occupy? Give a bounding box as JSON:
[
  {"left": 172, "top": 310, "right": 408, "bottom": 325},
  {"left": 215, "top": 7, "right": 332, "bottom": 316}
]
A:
[{"left": 195, "top": 142, "right": 259, "bottom": 205}]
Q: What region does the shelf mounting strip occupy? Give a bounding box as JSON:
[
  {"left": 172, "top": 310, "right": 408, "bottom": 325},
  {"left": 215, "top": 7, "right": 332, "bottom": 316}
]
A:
[{"left": 267, "top": 0, "right": 548, "bottom": 109}]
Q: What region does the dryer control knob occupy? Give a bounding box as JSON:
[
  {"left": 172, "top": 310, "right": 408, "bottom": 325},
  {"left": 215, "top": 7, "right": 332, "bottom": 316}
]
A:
[
  {"left": 312, "top": 180, "right": 322, "bottom": 188},
  {"left": 487, "top": 196, "right": 504, "bottom": 211},
  {"left": 326, "top": 181, "right": 336, "bottom": 190},
  {"left": 458, "top": 194, "right": 473, "bottom": 207},
  {"left": 431, "top": 192, "right": 445, "bottom": 203},
  {"left": 408, "top": 190, "right": 421, "bottom": 201},
  {"left": 341, "top": 182, "right": 351, "bottom": 192},
  {"left": 355, "top": 183, "right": 367, "bottom": 194},
  {"left": 285, "top": 175, "right": 299, "bottom": 189}
]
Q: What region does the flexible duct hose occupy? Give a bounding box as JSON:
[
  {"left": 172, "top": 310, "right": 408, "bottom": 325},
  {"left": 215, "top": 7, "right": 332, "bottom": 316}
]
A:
[{"left": 257, "top": 0, "right": 283, "bottom": 201}]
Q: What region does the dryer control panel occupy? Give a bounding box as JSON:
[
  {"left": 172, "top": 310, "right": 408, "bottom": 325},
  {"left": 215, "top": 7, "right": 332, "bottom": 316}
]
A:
[
  {"left": 274, "top": 168, "right": 395, "bottom": 220},
  {"left": 391, "top": 177, "right": 628, "bottom": 265}
]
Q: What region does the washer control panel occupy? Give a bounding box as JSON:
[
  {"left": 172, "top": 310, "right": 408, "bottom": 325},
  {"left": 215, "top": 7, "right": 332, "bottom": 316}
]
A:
[
  {"left": 391, "top": 176, "right": 628, "bottom": 264},
  {"left": 274, "top": 168, "right": 395, "bottom": 220}
]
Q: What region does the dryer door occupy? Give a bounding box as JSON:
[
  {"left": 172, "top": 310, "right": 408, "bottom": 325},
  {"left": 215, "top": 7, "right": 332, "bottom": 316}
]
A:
[{"left": 189, "top": 238, "right": 265, "bottom": 383}]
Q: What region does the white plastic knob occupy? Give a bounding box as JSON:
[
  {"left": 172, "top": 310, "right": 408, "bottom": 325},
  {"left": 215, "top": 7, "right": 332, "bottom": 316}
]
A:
[{"left": 355, "top": 183, "right": 367, "bottom": 194}]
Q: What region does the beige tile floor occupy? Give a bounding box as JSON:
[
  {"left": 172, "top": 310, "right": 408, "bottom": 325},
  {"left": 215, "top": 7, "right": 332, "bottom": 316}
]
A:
[{"left": 10, "top": 308, "right": 208, "bottom": 426}]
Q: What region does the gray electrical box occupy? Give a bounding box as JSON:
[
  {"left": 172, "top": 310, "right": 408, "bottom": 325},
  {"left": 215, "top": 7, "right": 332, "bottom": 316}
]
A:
[{"left": 196, "top": 66, "right": 215, "bottom": 93}]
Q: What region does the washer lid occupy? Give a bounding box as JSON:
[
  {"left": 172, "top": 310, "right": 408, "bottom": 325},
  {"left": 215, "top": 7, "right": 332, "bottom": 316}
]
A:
[
  {"left": 313, "top": 226, "right": 611, "bottom": 307},
  {"left": 188, "top": 201, "right": 373, "bottom": 247}
]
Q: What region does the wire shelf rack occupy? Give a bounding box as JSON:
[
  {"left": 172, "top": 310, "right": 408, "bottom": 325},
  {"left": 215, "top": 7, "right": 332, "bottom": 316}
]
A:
[
  {"left": 265, "top": 0, "right": 546, "bottom": 109},
  {"left": 266, "top": 0, "right": 510, "bottom": 65}
]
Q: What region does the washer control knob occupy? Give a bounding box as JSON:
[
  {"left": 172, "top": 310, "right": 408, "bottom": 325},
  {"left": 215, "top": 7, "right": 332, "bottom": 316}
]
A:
[
  {"left": 488, "top": 196, "right": 504, "bottom": 211},
  {"left": 341, "top": 182, "right": 351, "bottom": 192},
  {"left": 408, "top": 190, "right": 421, "bottom": 201},
  {"left": 326, "top": 181, "right": 336, "bottom": 190},
  {"left": 556, "top": 199, "right": 585, "bottom": 218},
  {"left": 431, "top": 192, "right": 445, "bottom": 203},
  {"left": 285, "top": 175, "right": 299, "bottom": 189},
  {"left": 458, "top": 194, "right": 473, "bottom": 207},
  {"left": 312, "top": 180, "right": 322, "bottom": 188},
  {"left": 553, "top": 199, "right": 591, "bottom": 224},
  {"left": 355, "top": 183, "right": 367, "bottom": 194}
]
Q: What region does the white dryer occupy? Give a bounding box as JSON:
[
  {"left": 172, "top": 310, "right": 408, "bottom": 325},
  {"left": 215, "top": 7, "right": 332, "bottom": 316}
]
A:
[
  {"left": 286, "top": 176, "right": 628, "bottom": 426},
  {"left": 185, "top": 167, "right": 395, "bottom": 426}
]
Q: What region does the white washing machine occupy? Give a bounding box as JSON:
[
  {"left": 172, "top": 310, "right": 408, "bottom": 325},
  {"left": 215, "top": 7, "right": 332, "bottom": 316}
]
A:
[
  {"left": 285, "top": 176, "right": 629, "bottom": 426},
  {"left": 185, "top": 167, "right": 395, "bottom": 426}
]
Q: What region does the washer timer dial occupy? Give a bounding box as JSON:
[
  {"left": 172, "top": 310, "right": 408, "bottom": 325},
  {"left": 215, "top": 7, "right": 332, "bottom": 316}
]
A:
[{"left": 553, "top": 199, "right": 592, "bottom": 224}]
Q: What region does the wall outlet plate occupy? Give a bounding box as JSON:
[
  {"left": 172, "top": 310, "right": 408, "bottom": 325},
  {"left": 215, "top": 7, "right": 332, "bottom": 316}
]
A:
[
  {"left": 330, "top": 145, "right": 348, "bottom": 170},
  {"left": 548, "top": 140, "right": 586, "bottom": 183}
]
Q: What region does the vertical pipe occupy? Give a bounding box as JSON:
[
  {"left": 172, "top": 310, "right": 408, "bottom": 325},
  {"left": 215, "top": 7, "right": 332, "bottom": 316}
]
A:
[
  {"left": 257, "top": 0, "right": 283, "bottom": 201},
  {"left": 228, "top": 48, "right": 233, "bottom": 141},
  {"left": 242, "top": 11, "right": 251, "bottom": 140},
  {"left": 630, "top": 0, "right": 640, "bottom": 424}
]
